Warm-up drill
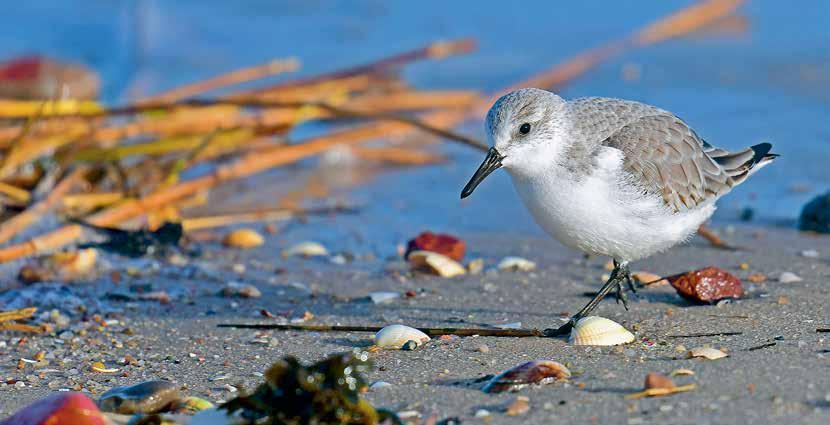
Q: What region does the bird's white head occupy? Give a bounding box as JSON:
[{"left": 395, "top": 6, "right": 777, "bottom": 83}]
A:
[{"left": 461, "top": 88, "right": 568, "bottom": 198}]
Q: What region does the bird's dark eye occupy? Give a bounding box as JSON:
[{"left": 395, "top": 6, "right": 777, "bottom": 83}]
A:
[{"left": 519, "top": 123, "right": 531, "bottom": 134}]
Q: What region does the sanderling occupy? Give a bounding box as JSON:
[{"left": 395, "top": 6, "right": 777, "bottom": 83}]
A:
[{"left": 461, "top": 88, "right": 777, "bottom": 336}]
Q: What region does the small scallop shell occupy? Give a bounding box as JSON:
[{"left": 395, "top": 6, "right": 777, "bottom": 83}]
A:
[
  {"left": 569, "top": 316, "right": 635, "bottom": 346},
  {"left": 282, "top": 241, "right": 329, "bottom": 258},
  {"left": 687, "top": 347, "right": 728, "bottom": 360},
  {"left": 49, "top": 248, "right": 97, "bottom": 277},
  {"left": 482, "top": 360, "right": 571, "bottom": 393},
  {"left": 223, "top": 228, "right": 264, "bottom": 248},
  {"left": 374, "top": 325, "right": 430, "bottom": 349},
  {"left": 497, "top": 256, "right": 536, "bottom": 272},
  {"left": 408, "top": 250, "right": 466, "bottom": 278}
]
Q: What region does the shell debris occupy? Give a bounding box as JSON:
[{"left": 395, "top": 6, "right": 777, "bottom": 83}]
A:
[
  {"left": 282, "top": 241, "right": 329, "bottom": 258},
  {"left": 408, "top": 250, "right": 466, "bottom": 278},
  {"left": 482, "top": 360, "right": 571, "bottom": 393},
  {"left": 569, "top": 316, "right": 635, "bottom": 346},
  {"left": 374, "top": 324, "right": 430, "bottom": 349},
  {"left": 497, "top": 256, "right": 536, "bottom": 272},
  {"left": 688, "top": 347, "right": 728, "bottom": 360}
]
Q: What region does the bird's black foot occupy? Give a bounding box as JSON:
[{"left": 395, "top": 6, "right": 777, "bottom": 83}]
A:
[
  {"left": 545, "top": 259, "right": 633, "bottom": 338},
  {"left": 614, "top": 280, "right": 630, "bottom": 311},
  {"left": 544, "top": 318, "right": 576, "bottom": 337}
]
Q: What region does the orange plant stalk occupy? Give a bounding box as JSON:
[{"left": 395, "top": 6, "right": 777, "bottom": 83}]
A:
[{"left": 0, "top": 0, "right": 743, "bottom": 263}]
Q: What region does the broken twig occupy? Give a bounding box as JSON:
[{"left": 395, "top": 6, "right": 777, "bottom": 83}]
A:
[{"left": 217, "top": 323, "right": 545, "bottom": 338}]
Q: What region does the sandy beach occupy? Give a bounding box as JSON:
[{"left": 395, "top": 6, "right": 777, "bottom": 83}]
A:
[{"left": 0, "top": 222, "right": 827, "bottom": 424}]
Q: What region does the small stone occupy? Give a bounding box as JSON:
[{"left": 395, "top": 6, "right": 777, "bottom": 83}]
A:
[
  {"left": 505, "top": 396, "right": 530, "bottom": 416},
  {"left": 401, "top": 340, "right": 419, "bottom": 351},
  {"left": 476, "top": 344, "right": 490, "bottom": 354},
  {"left": 220, "top": 282, "right": 262, "bottom": 298},
  {"left": 223, "top": 228, "right": 265, "bottom": 248},
  {"left": 798, "top": 192, "right": 830, "bottom": 233},
  {"left": 98, "top": 380, "right": 181, "bottom": 414},
  {"left": 778, "top": 272, "right": 803, "bottom": 283},
  {"left": 369, "top": 381, "right": 392, "bottom": 390},
  {"left": 747, "top": 273, "right": 767, "bottom": 283},
  {"left": 474, "top": 409, "right": 491, "bottom": 418},
  {"left": 368, "top": 291, "right": 399, "bottom": 304},
  {"left": 801, "top": 249, "right": 820, "bottom": 258}
]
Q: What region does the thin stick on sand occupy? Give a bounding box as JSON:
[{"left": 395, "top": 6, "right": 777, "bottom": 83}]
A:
[{"left": 217, "top": 323, "right": 545, "bottom": 338}]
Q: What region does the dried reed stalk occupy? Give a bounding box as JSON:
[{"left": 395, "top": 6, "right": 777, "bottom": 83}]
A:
[
  {"left": 0, "top": 307, "right": 36, "bottom": 323},
  {"left": 140, "top": 58, "right": 299, "bottom": 103},
  {"left": 0, "top": 167, "right": 86, "bottom": 244},
  {"left": 0, "top": 1, "right": 742, "bottom": 262}
]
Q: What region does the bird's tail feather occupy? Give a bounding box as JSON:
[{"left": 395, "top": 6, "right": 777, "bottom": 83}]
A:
[{"left": 710, "top": 142, "right": 777, "bottom": 184}]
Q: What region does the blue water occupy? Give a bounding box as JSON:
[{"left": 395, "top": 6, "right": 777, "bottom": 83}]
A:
[{"left": 3, "top": 1, "right": 830, "bottom": 241}]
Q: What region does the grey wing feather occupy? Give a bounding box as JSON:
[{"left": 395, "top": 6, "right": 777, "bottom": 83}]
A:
[{"left": 602, "top": 114, "right": 772, "bottom": 212}]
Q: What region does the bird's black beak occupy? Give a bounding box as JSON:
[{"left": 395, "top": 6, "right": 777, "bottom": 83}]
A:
[{"left": 461, "top": 147, "right": 504, "bottom": 199}]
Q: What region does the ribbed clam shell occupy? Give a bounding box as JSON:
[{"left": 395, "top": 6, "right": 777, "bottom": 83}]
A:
[
  {"left": 408, "top": 250, "right": 466, "bottom": 278},
  {"left": 374, "top": 325, "right": 430, "bottom": 349},
  {"left": 569, "top": 316, "right": 635, "bottom": 346},
  {"left": 482, "top": 360, "right": 571, "bottom": 393}
]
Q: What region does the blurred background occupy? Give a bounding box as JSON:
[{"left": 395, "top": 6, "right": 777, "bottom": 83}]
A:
[{"left": 0, "top": 0, "right": 828, "bottom": 254}]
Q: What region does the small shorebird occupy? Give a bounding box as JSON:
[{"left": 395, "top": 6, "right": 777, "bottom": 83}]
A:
[{"left": 461, "top": 88, "right": 777, "bottom": 336}]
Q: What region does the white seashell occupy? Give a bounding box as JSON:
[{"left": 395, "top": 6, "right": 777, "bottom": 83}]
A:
[
  {"left": 368, "top": 291, "right": 399, "bottom": 304},
  {"left": 282, "top": 241, "right": 329, "bottom": 258},
  {"left": 408, "top": 250, "right": 466, "bottom": 278},
  {"left": 497, "top": 256, "right": 536, "bottom": 272},
  {"left": 569, "top": 316, "right": 635, "bottom": 346},
  {"left": 688, "top": 347, "right": 728, "bottom": 360},
  {"left": 467, "top": 258, "right": 485, "bottom": 274},
  {"left": 778, "top": 271, "right": 803, "bottom": 283},
  {"left": 374, "top": 324, "right": 430, "bottom": 349}
]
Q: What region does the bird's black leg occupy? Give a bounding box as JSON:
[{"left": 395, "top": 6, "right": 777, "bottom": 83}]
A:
[{"left": 545, "top": 260, "right": 631, "bottom": 337}]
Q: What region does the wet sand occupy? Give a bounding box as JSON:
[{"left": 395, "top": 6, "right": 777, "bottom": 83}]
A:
[{"left": 0, "top": 223, "right": 828, "bottom": 424}]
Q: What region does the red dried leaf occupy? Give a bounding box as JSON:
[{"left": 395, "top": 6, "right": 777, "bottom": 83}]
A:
[
  {"left": 405, "top": 231, "right": 465, "bottom": 261},
  {"left": 667, "top": 266, "right": 743, "bottom": 303}
]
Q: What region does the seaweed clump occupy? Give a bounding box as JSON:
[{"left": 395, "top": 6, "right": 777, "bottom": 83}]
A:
[{"left": 220, "top": 350, "right": 401, "bottom": 425}]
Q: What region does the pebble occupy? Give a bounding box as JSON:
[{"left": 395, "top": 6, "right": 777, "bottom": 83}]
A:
[
  {"left": 778, "top": 272, "right": 803, "bottom": 283},
  {"left": 401, "top": 340, "right": 419, "bottom": 351},
  {"left": 476, "top": 344, "right": 490, "bottom": 354},
  {"left": 801, "top": 249, "right": 819, "bottom": 258},
  {"left": 220, "top": 282, "right": 262, "bottom": 298},
  {"left": 475, "top": 409, "right": 491, "bottom": 418},
  {"left": 369, "top": 381, "right": 392, "bottom": 390},
  {"left": 505, "top": 396, "right": 530, "bottom": 416},
  {"left": 98, "top": 380, "right": 181, "bottom": 414}
]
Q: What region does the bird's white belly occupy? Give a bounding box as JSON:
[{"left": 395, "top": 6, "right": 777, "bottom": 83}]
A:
[{"left": 510, "top": 170, "right": 714, "bottom": 261}]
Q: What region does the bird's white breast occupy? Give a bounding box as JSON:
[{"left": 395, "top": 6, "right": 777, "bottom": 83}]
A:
[{"left": 508, "top": 147, "right": 714, "bottom": 261}]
